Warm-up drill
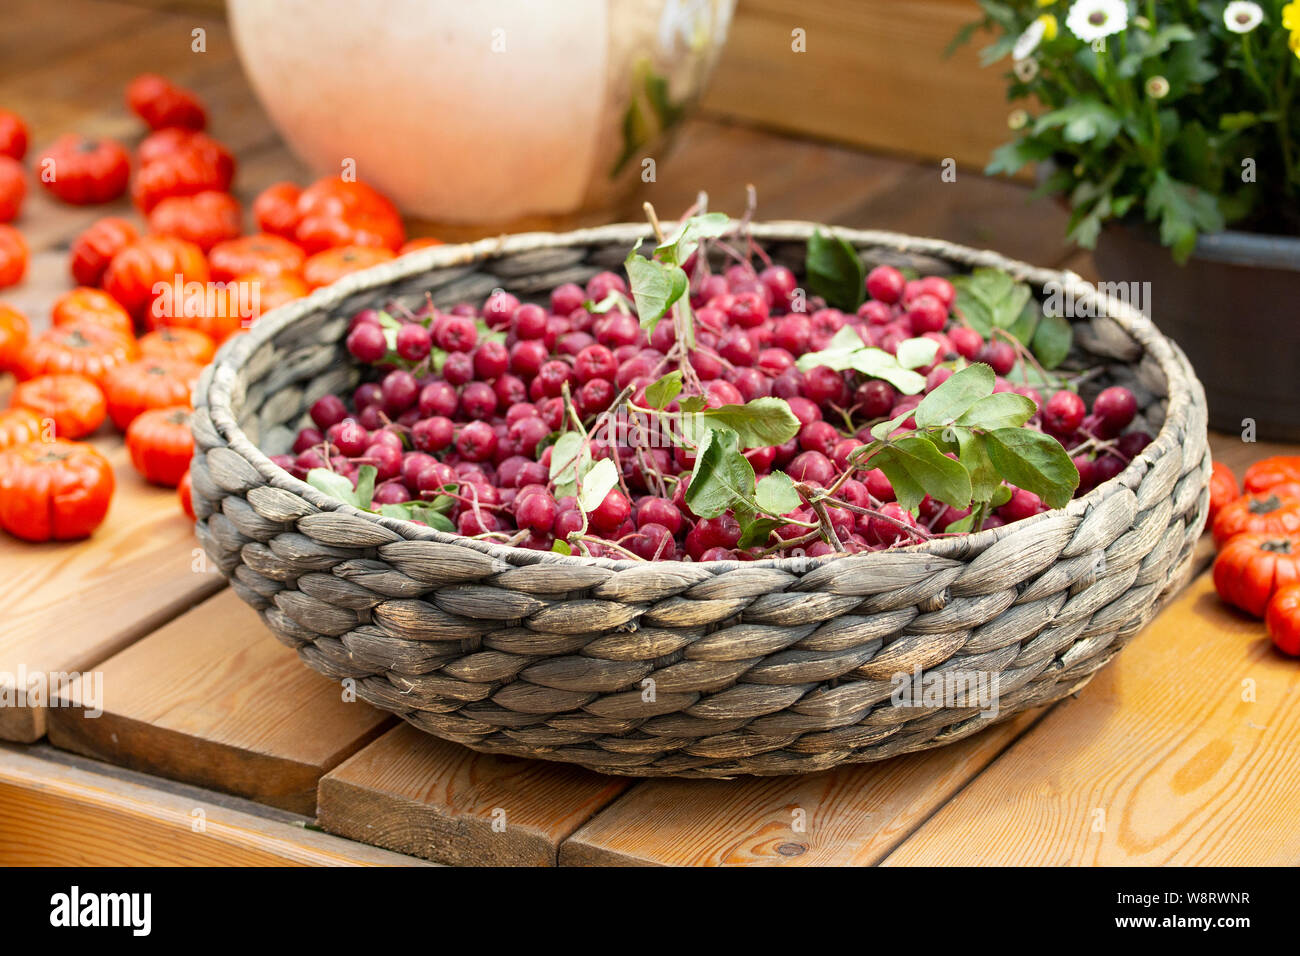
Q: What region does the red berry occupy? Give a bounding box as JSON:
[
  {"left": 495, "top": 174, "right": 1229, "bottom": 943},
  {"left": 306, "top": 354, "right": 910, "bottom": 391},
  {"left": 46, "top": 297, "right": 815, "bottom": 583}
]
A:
[
  {"left": 906, "top": 293, "right": 947, "bottom": 335},
  {"left": 949, "top": 326, "right": 983, "bottom": 360},
  {"left": 473, "top": 340, "right": 509, "bottom": 379},
  {"left": 788, "top": 450, "right": 834, "bottom": 485},
  {"left": 516, "top": 492, "right": 557, "bottom": 533},
  {"left": 347, "top": 323, "right": 387, "bottom": 363},
  {"left": 855, "top": 380, "right": 896, "bottom": 419},
  {"left": 512, "top": 303, "right": 548, "bottom": 339},
  {"left": 866, "top": 265, "right": 905, "bottom": 304},
  {"left": 977, "top": 341, "right": 1016, "bottom": 376},
  {"left": 588, "top": 488, "right": 630, "bottom": 533},
  {"left": 997, "top": 488, "right": 1043, "bottom": 523},
  {"left": 482, "top": 290, "right": 519, "bottom": 329},
  {"left": 460, "top": 381, "right": 497, "bottom": 420},
  {"left": 412, "top": 416, "right": 453, "bottom": 452},
  {"left": 456, "top": 421, "right": 497, "bottom": 462},
  {"left": 1043, "top": 390, "right": 1086, "bottom": 436},
  {"left": 434, "top": 315, "right": 477, "bottom": 352},
  {"left": 395, "top": 322, "right": 432, "bottom": 362},
  {"left": 574, "top": 344, "right": 617, "bottom": 385},
  {"left": 1093, "top": 386, "right": 1137, "bottom": 433},
  {"left": 310, "top": 394, "right": 347, "bottom": 430}
]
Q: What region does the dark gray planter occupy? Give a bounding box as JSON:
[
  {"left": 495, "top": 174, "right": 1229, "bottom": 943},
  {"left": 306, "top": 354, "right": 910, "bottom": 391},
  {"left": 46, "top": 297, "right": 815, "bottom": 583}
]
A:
[{"left": 1092, "top": 223, "right": 1300, "bottom": 441}]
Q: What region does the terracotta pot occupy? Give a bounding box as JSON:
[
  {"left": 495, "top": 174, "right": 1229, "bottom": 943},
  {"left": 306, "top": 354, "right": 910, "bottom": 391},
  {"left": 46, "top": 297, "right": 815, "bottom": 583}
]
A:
[
  {"left": 1092, "top": 222, "right": 1300, "bottom": 441},
  {"left": 227, "top": 0, "right": 734, "bottom": 223}
]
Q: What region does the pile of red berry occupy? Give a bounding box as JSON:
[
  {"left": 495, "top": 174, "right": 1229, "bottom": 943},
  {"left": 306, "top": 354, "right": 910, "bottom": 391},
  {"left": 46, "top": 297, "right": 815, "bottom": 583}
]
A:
[{"left": 274, "top": 256, "right": 1149, "bottom": 562}]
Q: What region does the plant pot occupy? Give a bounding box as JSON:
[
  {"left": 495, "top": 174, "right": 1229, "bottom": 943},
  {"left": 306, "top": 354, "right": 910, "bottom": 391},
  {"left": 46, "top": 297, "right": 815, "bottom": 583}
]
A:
[
  {"left": 1092, "top": 222, "right": 1300, "bottom": 441},
  {"left": 226, "top": 0, "right": 734, "bottom": 223}
]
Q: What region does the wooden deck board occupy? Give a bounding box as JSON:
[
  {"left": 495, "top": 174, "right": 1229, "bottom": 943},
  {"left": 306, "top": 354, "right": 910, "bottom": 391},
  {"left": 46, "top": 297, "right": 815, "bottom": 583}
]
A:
[
  {"left": 46, "top": 589, "right": 393, "bottom": 815},
  {"left": 317, "top": 724, "right": 630, "bottom": 866},
  {"left": 879, "top": 572, "right": 1300, "bottom": 866},
  {"left": 0, "top": 745, "right": 429, "bottom": 866}
]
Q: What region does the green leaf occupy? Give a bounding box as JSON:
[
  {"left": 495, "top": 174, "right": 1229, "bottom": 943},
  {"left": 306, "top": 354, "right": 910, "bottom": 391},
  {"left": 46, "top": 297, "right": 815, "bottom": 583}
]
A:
[
  {"left": 1145, "top": 171, "right": 1224, "bottom": 264},
  {"left": 950, "top": 268, "right": 1030, "bottom": 335},
  {"left": 870, "top": 411, "right": 913, "bottom": 441},
  {"left": 874, "top": 436, "right": 972, "bottom": 512},
  {"left": 1030, "top": 311, "right": 1072, "bottom": 369},
  {"left": 549, "top": 432, "right": 584, "bottom": 482},
  {"left": 914, "top": 363, "right": 995, "bottom": 428},
  {"left": 1033, "top": 100, "right": 1121, "bottom": 146},
  {"left": 474, "top": 318, "right": 507, "bottom": 347},
  {"left": 585, "top": 291, "right": 631, "bottom": 315},
  {"left": 736, "top": 515, "right": 783, "bottom": 550},
  {"left": 379, "top": 502, "right": 456, "bottom": 533},
  {"left": 956, "top": 391, "right": 1036, "bottom": 430},
  {"left": 353, "top": 465, "right": 378, "bottom": 511},
  {"left": 645, "top": 370, "right": 683, "bottom": 410},
  {"left": 848, "top": 350, "right": 927, "bottom": 394},
  {"left": 685, "top": 428, "right": 756, "bottom": 520},
  {"left": 578, "top": 458, "right": 620, "bottom": 513},
  {"left": 677, "top": 395, "right": 707, "bottom": 414},
  {"left": 956, "top": 429, "right": 998, "bottom": 503},
  {"left": 656, "top": 212, "right": 731, "bottom": 265},
  {"left": 991, "top": 483, "right": 1013, "bottom": 508},
  {"left": 550, "top": 432, "right": 591, "bottom": 500},
  {"left": 754, "top": 471, "right": 802, "bottom": 517},
  {"left": 552, "top": 538, "right": 572, "bottom": 555},
  {"left": 795, "top": 326, "right": 865, "bottom": 371},
  {"left": 985, "top": 137, "right": 1054, "bottom": 177},
  {"left": 307, "top": 468, "right": 359, "bottom": 507},
  {"left": 944, "top": 513, "right": 975, "bottom": 533},
  {"left": 895, "top": 337, "right": 940, "bottom": 370},
  {"left": 983, "top": 427, "right": 1079, "bottom": 509},
  {"left": 805, "top": 228, "right": 866, "bottom": 312},
  {"left": 625, "top": 253, "right": 688, "bottom": 332},
  {"left": 689, "top": 397, "right": 801, "bottom": 449}
]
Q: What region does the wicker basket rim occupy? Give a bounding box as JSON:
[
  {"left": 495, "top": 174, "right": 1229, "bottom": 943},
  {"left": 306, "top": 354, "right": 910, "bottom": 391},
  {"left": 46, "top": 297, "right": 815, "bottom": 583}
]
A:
[{"left": 200, "top": 220, "right": 1194, "bottom": 573}]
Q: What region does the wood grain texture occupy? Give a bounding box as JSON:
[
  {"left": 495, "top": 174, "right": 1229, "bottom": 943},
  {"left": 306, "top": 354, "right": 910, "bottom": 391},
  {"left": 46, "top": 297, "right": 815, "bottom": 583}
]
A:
[
  {"left": 558, "top": 710, "right": 1044, "bottom": 866},
  {"left": 318, "top": 724, "right": 630, "bottom": 866},
  {"left": 881, "top": 572, "right": 1300, "bottom": 866},
  {"left": 0, "top": 439, "right": 224, "bottom": 742},
  {"left": 0, "top": 746, "right": 429, "bottom": 866},
  {"left": 701, "top": 0, "right": 1014, "bottom": 169},
  {"left": 46, "top": 589, "right": 392, "bottom": 814}
]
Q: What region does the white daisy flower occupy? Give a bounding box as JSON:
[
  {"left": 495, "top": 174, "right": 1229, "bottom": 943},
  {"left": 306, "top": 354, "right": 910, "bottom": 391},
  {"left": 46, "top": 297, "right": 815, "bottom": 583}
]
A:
[
  {"left": 1223, "top": 1, "right": 1264, "bottom": 34},
  {"left": 1065, "top": 0, "right": 1129, "bottom": 43},
  {"left": 1013, "top": 18, "right": 1048, "bottom": 61}
]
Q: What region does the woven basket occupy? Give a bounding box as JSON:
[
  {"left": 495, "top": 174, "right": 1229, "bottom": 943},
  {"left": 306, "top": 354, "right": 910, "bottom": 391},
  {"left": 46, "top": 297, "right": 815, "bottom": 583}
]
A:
[{"left": 190, "top": 222, "right": 1210, "bottom": 778}]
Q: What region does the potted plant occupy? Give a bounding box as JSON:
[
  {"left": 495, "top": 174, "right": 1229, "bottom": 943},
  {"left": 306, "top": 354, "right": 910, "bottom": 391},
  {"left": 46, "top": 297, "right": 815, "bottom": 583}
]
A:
[{"left": 962, "top": 0, "right": 1300, "bottom": 440}]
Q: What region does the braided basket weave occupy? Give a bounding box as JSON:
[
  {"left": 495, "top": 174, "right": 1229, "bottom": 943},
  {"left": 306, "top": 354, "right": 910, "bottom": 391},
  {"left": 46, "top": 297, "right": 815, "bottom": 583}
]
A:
[{"left": 190, "top": 223, "right": 1210, "bottom": 778}]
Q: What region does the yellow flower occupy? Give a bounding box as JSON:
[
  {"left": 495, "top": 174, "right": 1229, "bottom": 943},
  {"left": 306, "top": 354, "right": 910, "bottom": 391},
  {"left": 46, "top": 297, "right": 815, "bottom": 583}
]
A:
[
  {"left": 1008, "top": 109, "right": 1030, "bottom": 130},
  {"left": 1036, "top": 13, "right": 1058, "bottom": 40},
  {"left": 1284, "top": 1, "right": 1300, "bottom": 31},
  {"left": 1036, "top": 0, "right": 1055, "bottom": 6},
  {"left": 1291, "top": 29, "right": 1300, "bottom": 58}
]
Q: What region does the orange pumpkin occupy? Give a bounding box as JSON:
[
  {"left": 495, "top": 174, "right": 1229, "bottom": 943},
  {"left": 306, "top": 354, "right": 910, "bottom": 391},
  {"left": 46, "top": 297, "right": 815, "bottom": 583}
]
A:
[
  {"left": 1244, "top": 456, "right": 1300, "bottom": 496},
  {"left": 102, "top": 235, "right": 210, "bottom": 321},
  {"left": 11, "top": 373, "right": 107, "bottom": 440},
  {"left": 102, "top": 356, "right": 202, "bottom": 430},
  {"left": 147, "top": 190, "right": 241, "bottom": 252},
  {"left": 138, "top": 326, "right": 215, "bottom": 364},
  {"left": 241, "top": 272, "right": 309, "bottom": 319},
  {"left": 302, "top": 245, "right": 395, "bottom": 289},
  {"left": 0, "top": 407, "right": 43, "bottom": 449},
  {"left": 1208, "top": 461, "right": 1240, "bottom": 525},
  {"left": 15, "top": 321, "right": 139, "bottom": 384},
  {"left": 1214, "top": 534, "right": 1300, "bottom": 618},
  {"left": 208, "top": 233, "right": 305, "bottom": 282},
  {"left": 0, "top": 301, "right": 30, "bottom": 371},
  {"left": 52, "top": 287, "right": 134, "bottom": 338},
  {"left": 1212, "top": 492, "right": 1300, "bottom": 547}
]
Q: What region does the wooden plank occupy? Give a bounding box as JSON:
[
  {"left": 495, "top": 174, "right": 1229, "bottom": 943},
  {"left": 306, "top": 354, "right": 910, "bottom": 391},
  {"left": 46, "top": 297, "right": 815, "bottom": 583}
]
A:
[
  {"left": 558, "top": 710, "right": 1044, "bottom": 866},
  {"left": 701, "top": 0, "right": 1015, "bottom": 170},
  {"left": 881, "top": 571, "right": 1300, "bottom": 866},
  {"left": 405, "top": 118, "right": 916, "bottom": 244},
  {"left": 318, "top": 724, "right": 630, "bottom": 866},
  {"left": 841, "top": 164, "right": 1074, "bottom": 268},
  {"left": 0, "top": 0, "right": 153, "bottom": 78},
  {"left": 0, "top": 745, "right": 429, "bottom": 866},
  {"left": 0, "top": 436, "right": 224, "bottom": 742},
  {"left": 47, "top": 589, "right": 392, "bottom": 815}
]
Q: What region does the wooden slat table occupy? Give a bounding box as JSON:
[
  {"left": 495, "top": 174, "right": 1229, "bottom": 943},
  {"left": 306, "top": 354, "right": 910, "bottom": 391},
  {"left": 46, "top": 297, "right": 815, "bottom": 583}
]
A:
[{"left": 2, "top": 1, "right": 1297, "bottom": 867}]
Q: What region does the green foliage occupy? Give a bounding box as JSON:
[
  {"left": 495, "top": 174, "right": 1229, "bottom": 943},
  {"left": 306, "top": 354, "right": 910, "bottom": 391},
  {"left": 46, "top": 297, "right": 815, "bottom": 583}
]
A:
[
  {"left": 951, "top": 269, "right": 1072, "bottom": 367},
  {"left": 805, "top": 228, "right": 866, "bottom": 311},
  {"left": 960, "top": 0, "right": 1300, "bottom": 259},
  {"left": 308, "top": 465, "right": 457, "bottom": 532}
]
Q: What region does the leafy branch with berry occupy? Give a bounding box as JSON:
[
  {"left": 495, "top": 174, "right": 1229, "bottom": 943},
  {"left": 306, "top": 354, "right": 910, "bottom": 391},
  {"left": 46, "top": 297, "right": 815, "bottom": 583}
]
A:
[{"left": 286, "top": 197, "right": 1150, "bottom": 563}]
